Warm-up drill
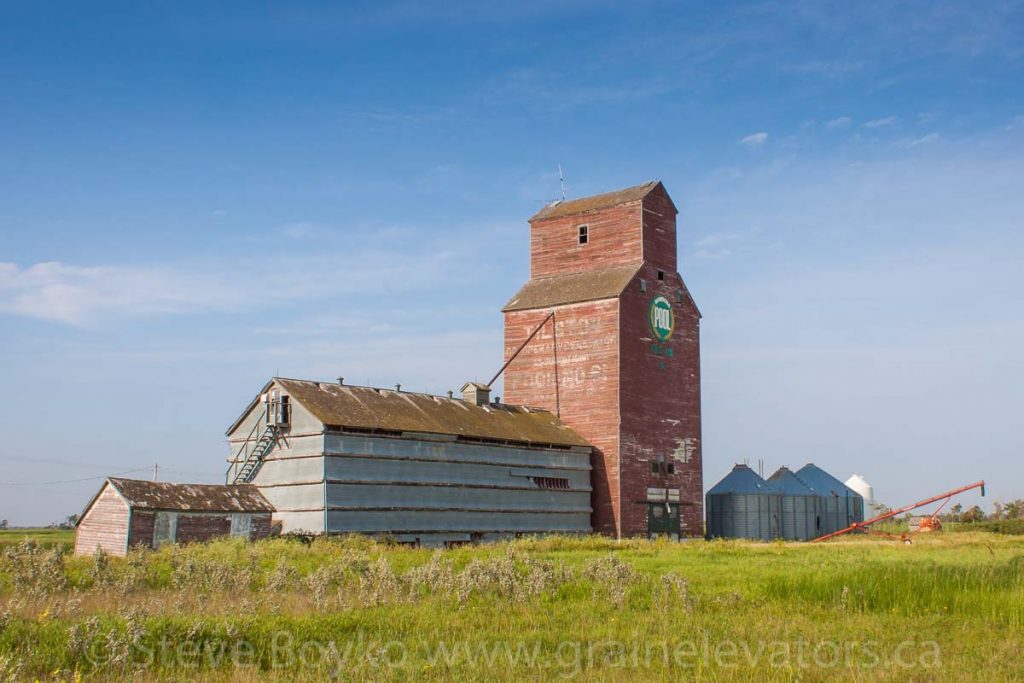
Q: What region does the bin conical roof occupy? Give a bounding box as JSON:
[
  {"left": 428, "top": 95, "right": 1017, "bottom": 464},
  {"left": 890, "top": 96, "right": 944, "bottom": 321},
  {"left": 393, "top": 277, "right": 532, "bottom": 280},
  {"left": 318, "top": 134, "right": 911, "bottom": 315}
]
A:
[{"left": 707, "top": 464, "right": 772, "bottom": 495}]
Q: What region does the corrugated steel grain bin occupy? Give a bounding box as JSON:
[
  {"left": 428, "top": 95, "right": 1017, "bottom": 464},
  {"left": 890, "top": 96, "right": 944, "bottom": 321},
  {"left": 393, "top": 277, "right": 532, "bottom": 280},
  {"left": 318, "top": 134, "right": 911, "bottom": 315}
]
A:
[
  {"left": 706, "top": 464, "right": 781, "bottom": 540},
  {"left": 795, "top": 463, "right": 865, "bottom": 536},
  {"left": 767, "top": 467, "right": 820, "bottom": 541}
]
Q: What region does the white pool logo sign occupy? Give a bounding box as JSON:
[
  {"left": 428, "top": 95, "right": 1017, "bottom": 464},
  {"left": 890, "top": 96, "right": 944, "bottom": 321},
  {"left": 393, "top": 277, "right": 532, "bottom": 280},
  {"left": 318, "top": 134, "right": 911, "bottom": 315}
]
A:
[{"left": 649, "top": 296, "right": 675, "bottom": 342}]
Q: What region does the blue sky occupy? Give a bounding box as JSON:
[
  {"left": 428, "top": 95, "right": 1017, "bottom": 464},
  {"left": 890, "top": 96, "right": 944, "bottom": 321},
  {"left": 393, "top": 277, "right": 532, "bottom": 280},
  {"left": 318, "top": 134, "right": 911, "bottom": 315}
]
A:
[{"left": 1, "top": 1, "right": 1021, "bottom": 524}]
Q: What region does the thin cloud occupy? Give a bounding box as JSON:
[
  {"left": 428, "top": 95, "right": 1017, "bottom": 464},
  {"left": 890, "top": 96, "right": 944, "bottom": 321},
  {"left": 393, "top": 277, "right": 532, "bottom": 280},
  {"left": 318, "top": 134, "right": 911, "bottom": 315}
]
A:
[
  {"left": 0, "top": 262, "right": 243, "bottom": 326},
  {"left": 740, "top": 132, "right": 768, "bottom": 146},
  {"left": 0, "top": 223, "right": 509, "bottom": 326},
  {"left": 895, "top": 132, "right": 941, "bottom": 148},
  {"left": 863, "top": 116, "right": 898, "bottom": 128},
  {"left": 826, "top": 116, "right": 852, "bottom": 130}
]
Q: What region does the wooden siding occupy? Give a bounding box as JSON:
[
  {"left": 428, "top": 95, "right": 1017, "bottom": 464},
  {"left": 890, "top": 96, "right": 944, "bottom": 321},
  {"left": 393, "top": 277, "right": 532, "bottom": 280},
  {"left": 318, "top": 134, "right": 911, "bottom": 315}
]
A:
[
  {"left": 530, "top": 203, "right": 644, "bottom": 278},
  {"left": 129, "top": 510, "right": 156, "bottom": 549},
  {"left": 75, "top": 483, "right": 130, "bottom": 557},
  {"left": 504, "top": 299, "right": 621, "bottom": 535},
  {"left": 175, "top": 514, "right": 232, "bottom": 544},
  {"left": 619, "top": 261, "right": 703, "bottom": 537},
  {"left": 503, "top": 183, "right": 703, "bottom": 538}
]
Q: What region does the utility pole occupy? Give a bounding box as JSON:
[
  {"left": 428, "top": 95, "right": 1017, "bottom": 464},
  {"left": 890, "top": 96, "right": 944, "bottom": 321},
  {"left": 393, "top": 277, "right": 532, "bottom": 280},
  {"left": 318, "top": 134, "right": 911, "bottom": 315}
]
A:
[{"left": 153, "top": 462, "right": 158, "bottom": 482}]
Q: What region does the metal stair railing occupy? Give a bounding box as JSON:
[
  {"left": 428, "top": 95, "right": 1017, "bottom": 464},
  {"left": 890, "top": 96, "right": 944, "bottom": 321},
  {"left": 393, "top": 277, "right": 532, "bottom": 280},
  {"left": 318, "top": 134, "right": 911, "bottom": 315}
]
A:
[{"left": 226, "top": 407, "right": 278, "bottom": 484}]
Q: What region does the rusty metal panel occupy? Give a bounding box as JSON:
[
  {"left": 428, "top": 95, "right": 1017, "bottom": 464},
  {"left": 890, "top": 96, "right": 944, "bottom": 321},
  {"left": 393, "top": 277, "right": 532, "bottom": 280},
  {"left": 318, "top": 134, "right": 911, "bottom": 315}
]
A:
[
  {"left": 278, "top": 379, "right": 588, "bottom": 447},
  {"left": 108, "top": 478, "right": 273, "bottom": 512}
]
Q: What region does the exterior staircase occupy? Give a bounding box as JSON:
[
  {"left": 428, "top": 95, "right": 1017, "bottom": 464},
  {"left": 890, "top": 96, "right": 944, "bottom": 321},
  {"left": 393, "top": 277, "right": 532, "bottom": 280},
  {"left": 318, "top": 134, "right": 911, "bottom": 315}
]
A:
[{"left": 227, "top": 407, "right": 279, "bottom": 484}]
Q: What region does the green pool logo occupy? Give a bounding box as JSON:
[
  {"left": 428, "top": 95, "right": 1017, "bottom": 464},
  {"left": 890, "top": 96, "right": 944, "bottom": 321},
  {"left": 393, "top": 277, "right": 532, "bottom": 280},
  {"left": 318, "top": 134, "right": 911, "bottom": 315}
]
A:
[{"left": 649, "top": 296, "right": 675, "bottom": 342}]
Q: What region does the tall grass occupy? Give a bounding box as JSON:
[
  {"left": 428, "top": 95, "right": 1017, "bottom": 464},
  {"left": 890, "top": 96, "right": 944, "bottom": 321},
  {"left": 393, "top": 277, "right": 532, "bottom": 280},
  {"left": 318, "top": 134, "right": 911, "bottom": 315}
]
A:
[{"left": 0, "top": 532, "right": 1021, "bottom": 681}]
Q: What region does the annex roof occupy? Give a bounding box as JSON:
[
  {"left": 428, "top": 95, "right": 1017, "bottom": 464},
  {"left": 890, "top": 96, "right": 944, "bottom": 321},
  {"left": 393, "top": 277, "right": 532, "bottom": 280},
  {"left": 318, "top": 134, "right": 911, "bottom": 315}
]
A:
[
  {"left": 502, "top": 263, "right": 642, "bottom": 312},
  {"left": 530, "top": 181, "right": 674, "bottom": 221},
  {"left": 229, "top": 378, "right": 591, "bottom": 449}
]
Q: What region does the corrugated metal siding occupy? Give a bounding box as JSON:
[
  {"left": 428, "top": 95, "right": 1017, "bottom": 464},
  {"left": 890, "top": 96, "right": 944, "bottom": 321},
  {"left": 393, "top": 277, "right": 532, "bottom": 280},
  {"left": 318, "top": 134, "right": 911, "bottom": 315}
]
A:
[
  {"left": 254, "top": 456, "right": 325, "bottom": 485},
  {"left": 327, "top": 510, "right": 590, "bottom": 534},
  {"left": 706, "top": 492, "right": 782, "bottom": 541},
  {"left": 779, "top": 494, "right": 819, "bottom": 541},
  {"left": 324, "top": 434, "right": 588, "bottom": 470},
  {"left": 324, "top": 433, "right": 592, "bottom": 541},
  {"left": 326, "top": 483, "right": 592, "bottom": 513},
  {"left": 247, "top": 431, "right": 592, "bottom": 541},
  {"left": 326, "top": 455, "right": 590, "bottom": 490}
]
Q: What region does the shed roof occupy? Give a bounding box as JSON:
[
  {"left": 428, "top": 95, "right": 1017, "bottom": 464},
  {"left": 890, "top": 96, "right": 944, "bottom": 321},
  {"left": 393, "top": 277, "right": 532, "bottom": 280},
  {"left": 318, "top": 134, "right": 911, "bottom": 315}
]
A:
[
  {"left": 108, "top": 478, "right": 273, "bottom": 512},
  {"left": 766, "top": 467, "right": 817, "bottom": 496},
  {"left": 530, "top": 181, "right": 673, "bottom": 221},
  {"left": 267, "top": 378, "right": 590, "bottom": 448},
  {"left": 795, "top": 463, "right": 861, "bottom": 499},
  {"left": 77, "top": 478, "right": 274, "bottom": 523},
  {"left": 503, "top": 263, "right": 641, "bottom": 312},
  {"left": 707, "top": 464, "right": 774, "bottom": 496}
]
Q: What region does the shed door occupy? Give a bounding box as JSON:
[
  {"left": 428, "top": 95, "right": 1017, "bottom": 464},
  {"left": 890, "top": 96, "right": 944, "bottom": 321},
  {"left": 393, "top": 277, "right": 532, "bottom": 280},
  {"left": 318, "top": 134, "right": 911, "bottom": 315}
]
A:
[
  {"left": 153, "top": 512, "right": 177, "bottom": 548},
  {"left": 231, "top": 514, "right": 253, "bottom": 539}
]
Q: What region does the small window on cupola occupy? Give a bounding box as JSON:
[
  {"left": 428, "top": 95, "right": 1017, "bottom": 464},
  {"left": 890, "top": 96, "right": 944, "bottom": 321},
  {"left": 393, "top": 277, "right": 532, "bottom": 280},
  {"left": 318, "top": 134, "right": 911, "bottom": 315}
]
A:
[
  {"left": 578, "top": 225, "right": 589, "bottom": 244},
  {"left": 657, "top": 270, "right": 665, "bottom": 281}
]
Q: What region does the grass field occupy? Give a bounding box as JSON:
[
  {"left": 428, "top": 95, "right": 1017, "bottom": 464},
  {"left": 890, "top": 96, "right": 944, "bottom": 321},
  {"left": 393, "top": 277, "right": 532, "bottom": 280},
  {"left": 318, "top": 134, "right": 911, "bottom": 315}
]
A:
[
  {"left": 0, "top": 528, "right": 74, "bottom": 548},
  {"left": 1, "top": 530, "right": 1021, "bottom": 681}
]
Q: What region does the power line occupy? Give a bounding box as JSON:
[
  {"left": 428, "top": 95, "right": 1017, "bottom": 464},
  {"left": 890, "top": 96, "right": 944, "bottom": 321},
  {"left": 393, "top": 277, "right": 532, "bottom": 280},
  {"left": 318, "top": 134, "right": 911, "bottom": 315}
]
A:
[{"left": 0, "top": 467, "right": 151, "bottom": 486}]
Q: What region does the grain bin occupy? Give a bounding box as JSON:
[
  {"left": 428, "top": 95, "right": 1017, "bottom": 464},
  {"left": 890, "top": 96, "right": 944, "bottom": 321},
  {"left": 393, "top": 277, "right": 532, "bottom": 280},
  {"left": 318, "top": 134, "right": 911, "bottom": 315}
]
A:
[
  {"left": 795, "top": 463, "right": 865, "bottom": 536},
  {"left": 767, "top": 467, "right": 820, "bottom": 541},
  {"left": 845, "top": 474, "right": 873, "bottom": 522},
  {"left": 706, "top": 464, "right": 781, "bottom": 540}
]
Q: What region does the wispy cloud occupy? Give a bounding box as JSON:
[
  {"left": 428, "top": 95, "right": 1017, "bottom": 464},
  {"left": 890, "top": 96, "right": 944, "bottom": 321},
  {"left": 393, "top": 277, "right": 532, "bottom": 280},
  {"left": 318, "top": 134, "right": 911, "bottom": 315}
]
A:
[
  {"left": 0, "top": 223, "right": 508, "bottom": 326},
  {"left": 740, "top": 132, "right": 768, "bottom": 146},
  {"left": 280, "top": 222, "right": 333, "bottom": 240},
  {"left": 894, "top": 132, "right": 941, "bottom": 148},
  {"left": 826, "top": 116, "right": 852, "bottom": 130},
  {"left": 693, "top": 232, "right": 741, "bottom": 260},
  {"left": 863, "top": 116, "right": 897, "bottom": 128},
  {"left": 481, "top": 68, "right": 670, "bottom": 111},
  {"left": 0, "top": 262, "right": 243, "bottom": 325}
]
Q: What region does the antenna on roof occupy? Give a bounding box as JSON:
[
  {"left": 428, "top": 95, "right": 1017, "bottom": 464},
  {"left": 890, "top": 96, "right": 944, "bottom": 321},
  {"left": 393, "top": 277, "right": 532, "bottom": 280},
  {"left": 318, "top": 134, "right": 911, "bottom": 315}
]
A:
[{"left": 557, "top": 164, "right": 566, "bottom": 201}]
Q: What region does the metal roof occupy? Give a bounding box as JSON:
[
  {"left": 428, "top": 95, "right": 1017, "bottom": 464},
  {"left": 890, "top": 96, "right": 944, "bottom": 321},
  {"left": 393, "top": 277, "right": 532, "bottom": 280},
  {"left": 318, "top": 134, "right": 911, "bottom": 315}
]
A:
[
  {"left": 530, "top": 181, "right": 674, "bottom": 221},
  {"left": 766, "top": 467, "right": 817, "bottom": 496},
  {"left": 795, "top": 463, "right": 861, "bottom": 499},
  {"left": 707, "top": 464, "right": 774, "bottom": 496},
  {"left": 275, "top": 378, "right": 591, "bottom": 448},
  {"left": 502, "top": 263, "right": 642, "bottom": 312},
  {"left": 107, "top": 478, "right": 273, "bottom": 512}
]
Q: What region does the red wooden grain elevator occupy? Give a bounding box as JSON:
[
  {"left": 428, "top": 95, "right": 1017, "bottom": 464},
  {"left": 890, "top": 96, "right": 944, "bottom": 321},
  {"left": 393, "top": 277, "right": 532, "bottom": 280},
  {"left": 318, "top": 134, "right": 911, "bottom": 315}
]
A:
[{"left": 503, "top": 181, "right": 702, "bottom": 538}]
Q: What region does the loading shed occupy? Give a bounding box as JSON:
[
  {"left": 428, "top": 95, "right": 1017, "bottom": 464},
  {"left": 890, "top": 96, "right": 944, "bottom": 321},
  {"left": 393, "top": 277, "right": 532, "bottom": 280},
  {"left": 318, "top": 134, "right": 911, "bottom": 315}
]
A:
[
  {"left": 74, "top": 478, "right": 275, "bottom": 557},
  {"left": 705, "top": 464, "right": 781, "bottom": 540}
]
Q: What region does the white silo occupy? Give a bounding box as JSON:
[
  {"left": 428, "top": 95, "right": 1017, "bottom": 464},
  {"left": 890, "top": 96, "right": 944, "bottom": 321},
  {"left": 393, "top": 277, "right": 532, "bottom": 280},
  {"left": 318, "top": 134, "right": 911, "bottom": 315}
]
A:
[{"left": 845, "top": 474, "right": 874, "bottom": 522}]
